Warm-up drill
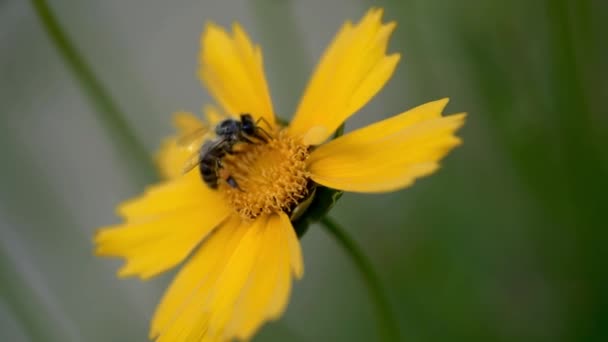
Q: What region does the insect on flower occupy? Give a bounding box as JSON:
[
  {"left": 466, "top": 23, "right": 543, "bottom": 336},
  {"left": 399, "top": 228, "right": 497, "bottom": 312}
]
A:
[
  {"left": 180, "top": 113, "right": 272, "bottom": 190},
  {"left": 95, "top": 7, "right": 466, "bottom": 341}
]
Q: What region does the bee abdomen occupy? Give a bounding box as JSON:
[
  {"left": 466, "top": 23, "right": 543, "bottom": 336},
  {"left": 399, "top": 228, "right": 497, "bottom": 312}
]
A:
[{"left": 200, "top": 159, "right": 219, "bottom": 189}]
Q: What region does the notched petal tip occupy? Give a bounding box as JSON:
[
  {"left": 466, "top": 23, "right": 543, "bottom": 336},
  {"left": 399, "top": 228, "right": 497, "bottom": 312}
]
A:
[
  {"left": 289, "top": 7, "right": 401, "bottom": 142},
  {"left": 450, "top": 112, "right": 467, "bottom": 127},
  {"left": 307, "top": 99, "right": 467, "bottom": 193},
  {"left": 202, "top": 21, "right": 223, "bottom": 36},
  {"left": 366, "top": 7, "right": 384, "bottom": 20},
  {"left": 95, "top": 183, "right": 230, "bottom": 280},
  {"left": 93, "top": 228, "right": 110, "bottom": 246}
]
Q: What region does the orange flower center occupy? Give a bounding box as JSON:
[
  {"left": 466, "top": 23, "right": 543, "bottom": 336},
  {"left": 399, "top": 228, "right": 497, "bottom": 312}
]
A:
[{"left": 219, "top": 129, "right": 310, "bottom": 220}]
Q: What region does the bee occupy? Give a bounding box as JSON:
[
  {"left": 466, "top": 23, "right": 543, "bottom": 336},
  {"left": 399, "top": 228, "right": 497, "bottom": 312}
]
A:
[{"left": 181, "top": 114, "right": 270, "bottom": 189}]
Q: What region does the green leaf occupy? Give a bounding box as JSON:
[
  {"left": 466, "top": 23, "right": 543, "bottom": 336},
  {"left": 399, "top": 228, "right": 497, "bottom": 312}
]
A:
[{"left": 292, "top": 186, "right": 343, "bottom": 238}]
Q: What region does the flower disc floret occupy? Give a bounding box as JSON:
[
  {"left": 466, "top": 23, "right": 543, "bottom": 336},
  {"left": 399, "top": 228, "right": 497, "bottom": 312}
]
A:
[{"left": 220, "top": 130, "right": 310, "bottom": 220}]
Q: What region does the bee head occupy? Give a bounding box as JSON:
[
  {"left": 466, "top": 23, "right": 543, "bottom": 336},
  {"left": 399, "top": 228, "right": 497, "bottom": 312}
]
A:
[{"left": 240, "top": 114, "right": 256, "bottom": 135}]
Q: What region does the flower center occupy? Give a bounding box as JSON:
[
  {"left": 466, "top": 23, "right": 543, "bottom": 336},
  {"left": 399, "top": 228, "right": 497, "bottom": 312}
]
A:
[{"left": 219, "top": 130, "right": 310, "bottom": 220}]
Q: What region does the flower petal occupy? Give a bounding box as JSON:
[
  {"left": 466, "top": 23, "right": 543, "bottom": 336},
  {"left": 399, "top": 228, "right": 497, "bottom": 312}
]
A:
[
  {"left": 225, "top": 213, "right": 303, "bottom": 340},
  {"left": 149, "top": 216, "right": 242, "bottom": 341},
  {"left": 200, "top": 23, "right": 275, "bottom": 127},
  {"left": 94, "top": 173, "right": 230, "bottom": 279},
  {"left": 289, "top": 8, "right": 400, "bottom": 145},
  {"left": 117, "top": 171, "right": 221, "bottom": 222},
  {"left": 307, "top": 99, "right": 466, "bottom": 192},
  {"left": 282, "top": 212, "right": 304, "bottom": 279},
  {"left": 150, "top": 213, "right": 303, "bottom": 341}
]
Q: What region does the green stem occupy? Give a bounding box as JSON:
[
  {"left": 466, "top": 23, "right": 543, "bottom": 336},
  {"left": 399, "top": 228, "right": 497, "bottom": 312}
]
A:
[
  {"left": 320, "top": 216, "right": 400, "bottom": 341},
  {"left": 29, "top": 0, "right": 156, "bottom": 182}
]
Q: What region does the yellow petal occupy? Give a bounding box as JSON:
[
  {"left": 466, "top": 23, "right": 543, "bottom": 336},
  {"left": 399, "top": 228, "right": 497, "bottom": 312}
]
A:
[
  {"left": 225, "top": 213, "right": 302, "bottom": 340},
  {"left": 153, "top": 216, "right": 259, "bottom": 341},
  {"left": 94, "top": 174, "right": 230, "bottom": 279},
  {"left": 308, "top": 99, "right": 466, "bottom": 192},
  {"left": 156, "top": 112, "right": 206, "bottom": 180},
  {"left": 281, "top": 212, "right": 304, "bottom": 279},
  {"left": 149, "top": 216, "right": 242, "bottom": 340},
  {"left": 117, "top": 171, "right": 221, "bottom": 223},
  {"left": 200, "top": 22, "right": 276, "bottom": 127},
  {"left": 289, "top": 8, "right": 400, "bottom": 145},
  {"left": 203, "top": 218, "right": 267, "bottom": 339},
  {"left": 151, "top": 213, "right": 303, "bottom": 342}
]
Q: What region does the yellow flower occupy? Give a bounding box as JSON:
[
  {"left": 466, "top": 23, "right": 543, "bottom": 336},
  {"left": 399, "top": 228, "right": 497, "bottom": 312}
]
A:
[{"left": 95, "top": 8, "right": 465, "bottom": 342}]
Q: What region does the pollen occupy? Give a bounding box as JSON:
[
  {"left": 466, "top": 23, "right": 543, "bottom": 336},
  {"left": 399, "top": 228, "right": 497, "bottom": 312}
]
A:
[{"left": 219, "top": 130, "right": 311, "bottom": 220}]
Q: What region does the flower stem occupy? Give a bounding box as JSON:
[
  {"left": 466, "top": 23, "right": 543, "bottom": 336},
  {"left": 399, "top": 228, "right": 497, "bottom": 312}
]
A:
[
  {"left": 320, "top": 216, "right": 400, "bottom": 341},
  {"left": 29, "top": 0, "right": 156, "bottom": 182}
]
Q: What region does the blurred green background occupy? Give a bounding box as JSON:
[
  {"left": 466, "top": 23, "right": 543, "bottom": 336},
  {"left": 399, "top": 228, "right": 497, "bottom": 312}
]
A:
[{"left": 1, "top": 0, "right": 607, "bottom": 341}]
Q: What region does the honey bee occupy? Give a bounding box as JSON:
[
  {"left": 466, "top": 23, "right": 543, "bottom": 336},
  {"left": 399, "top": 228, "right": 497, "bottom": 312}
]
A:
[{"left": 181, "top": 114, "right": 270, "bottom": 189}]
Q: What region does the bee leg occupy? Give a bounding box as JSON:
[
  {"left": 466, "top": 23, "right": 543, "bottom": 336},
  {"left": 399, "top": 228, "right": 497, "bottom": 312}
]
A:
[
  {"left": 239, "top": 135, "right": 257, "bottom": 144},
  {"left": 240, "top": 131, "right": 270, "bottom": 144},
  {"left": 225, "top": 148, "right": 242, "bottom": 155},
  {"left": 254, "top": 127, "right": 272, "bottom": 142},
  {"left": 226, "top": 176, "right": 244, "bottom": 191},
  {"left": 255, "top": 117, "right": 273, "bottom": 131}
]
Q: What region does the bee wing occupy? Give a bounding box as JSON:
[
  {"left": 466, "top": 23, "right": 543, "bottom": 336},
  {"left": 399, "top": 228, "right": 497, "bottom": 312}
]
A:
[
  {"left": 181, "top": 139, "right": 226, "bottom": 175},
  {"left": 181, "top": 151, "right": 202, "bottom": 174},
  {"left": 177, "top": 125, "right": 213, "bottom": 153}
]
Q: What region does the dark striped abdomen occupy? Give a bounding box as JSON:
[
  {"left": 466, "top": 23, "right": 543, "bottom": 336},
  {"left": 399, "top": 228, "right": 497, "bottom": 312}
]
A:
[
  {"left": 200, "top": 141, "right": 231, "bottom": 190},
  {"left": 200, "top": 157, "right": 219, "bottom": 189}
]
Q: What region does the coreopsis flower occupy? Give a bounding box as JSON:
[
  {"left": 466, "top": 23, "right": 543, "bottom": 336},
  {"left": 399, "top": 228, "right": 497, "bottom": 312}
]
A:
[{"left": 95, "top": 8, "right": 465, "bottom": 341}]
